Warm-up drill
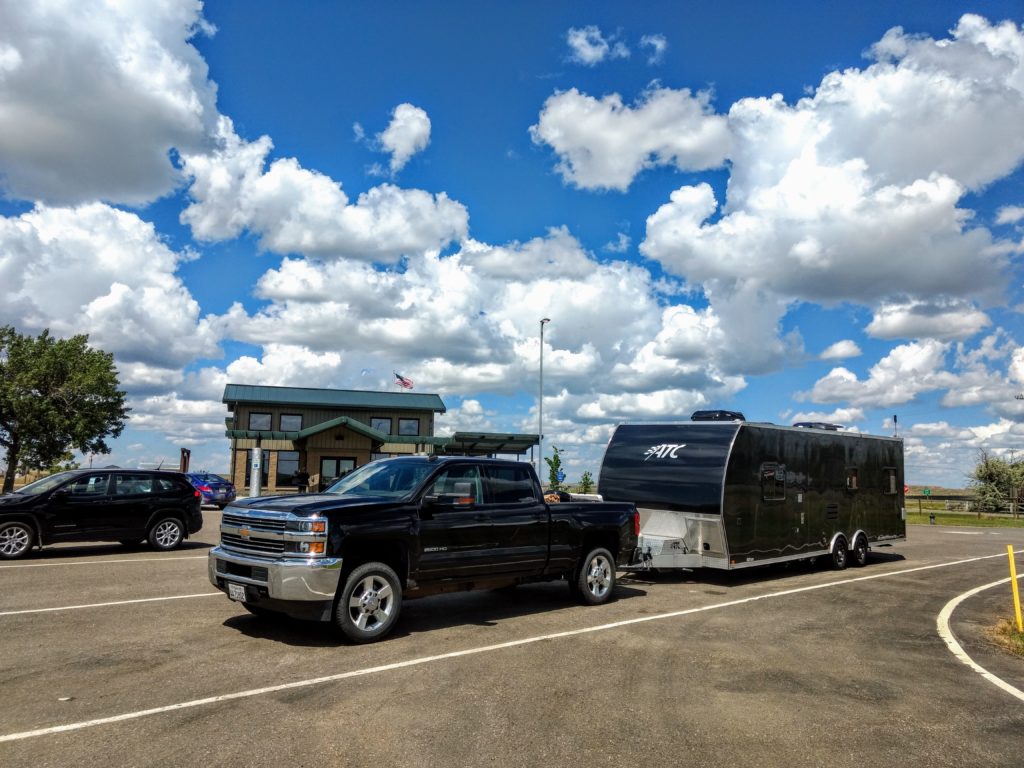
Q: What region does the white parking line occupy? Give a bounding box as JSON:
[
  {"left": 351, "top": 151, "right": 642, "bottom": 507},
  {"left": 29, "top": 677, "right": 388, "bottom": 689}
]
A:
[
  {"left": 936, "top": 576, "right": 1024, "bottom": 702},
  {"left": 0, "top": 593, "right": 221, "bottom": 617},
  {"left": 0, "top": 556, "right": 207, "bottom": 569},
  {"left": 0, "top": 549, "right": 1020, "bottom": 743}
]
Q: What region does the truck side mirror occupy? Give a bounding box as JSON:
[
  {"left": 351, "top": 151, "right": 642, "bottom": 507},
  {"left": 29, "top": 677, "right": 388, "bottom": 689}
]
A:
[
  {"left": 451, "top": 481, "right": 474, "bottom": 500},
  {"left": 423, "top": 480, "right": 476, "bottom": 509}
]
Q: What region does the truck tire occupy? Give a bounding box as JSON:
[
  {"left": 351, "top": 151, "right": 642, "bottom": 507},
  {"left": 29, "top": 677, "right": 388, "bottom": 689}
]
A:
[
  {"left": 572, "top": 546, "right": 616, "bottom": 605},
  {"left": 831, "top": 535, "right": 849, "bottom": 570},
  {"left": 851, "top": 534, "right": 869, "bottom": 567},
  {"left": 148, "top": 517, "right": 185, "bottom": 551},
  {"left": 0, "top": 520, "right": 34, "bottom": 560},
  {"left": 334, "top": 562, "right": 403, "bottom": 644}
]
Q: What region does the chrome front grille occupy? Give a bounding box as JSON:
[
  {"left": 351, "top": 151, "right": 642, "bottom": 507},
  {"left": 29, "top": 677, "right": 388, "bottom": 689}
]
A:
[
  {"left": 218, "top": 507, "right": 326, "bottom": 559},
  {"left": 222, "top": 512, "right": 286, "bottom": 531},
  {"left": 221, "top": 532, "right": 285, "bottom": 555}
]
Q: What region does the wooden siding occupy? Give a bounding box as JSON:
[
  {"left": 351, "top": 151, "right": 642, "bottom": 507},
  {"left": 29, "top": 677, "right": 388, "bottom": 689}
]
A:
[{"left": 228, "top": 403, "right": 437, "bottom": 493}]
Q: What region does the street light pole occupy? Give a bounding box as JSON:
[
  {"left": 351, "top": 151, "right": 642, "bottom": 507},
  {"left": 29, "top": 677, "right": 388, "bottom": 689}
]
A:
[{"left": 538, "top": 317, "right": 550, "bottom": 481}]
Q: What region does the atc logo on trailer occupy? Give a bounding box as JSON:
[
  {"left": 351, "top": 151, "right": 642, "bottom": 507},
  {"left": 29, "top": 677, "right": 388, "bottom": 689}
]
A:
[{"left": 643, "top": 444, "right": 686, "bottom": 461}]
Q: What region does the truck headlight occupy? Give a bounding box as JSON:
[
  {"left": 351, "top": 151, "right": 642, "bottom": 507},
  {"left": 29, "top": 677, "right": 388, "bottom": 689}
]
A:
[{"left": 286, "top": 518, "right": 326, "bottom": 533}]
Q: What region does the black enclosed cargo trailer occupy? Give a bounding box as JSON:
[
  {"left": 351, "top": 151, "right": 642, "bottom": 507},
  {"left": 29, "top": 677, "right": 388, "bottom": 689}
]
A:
[{"left": 597, "top": 421, "right": 906, "bottom": 570}]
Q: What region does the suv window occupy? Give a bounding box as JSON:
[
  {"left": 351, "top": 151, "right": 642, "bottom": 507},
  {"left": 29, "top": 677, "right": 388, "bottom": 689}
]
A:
[
  {"left": 114, "top": 473, "right": 153, "bottom": 495},
  {"left": 157, "top": 476, "right": 186, "bottom": 492},
  {"left": 69, "top": 473, "right": 110, "bottom": 496}
]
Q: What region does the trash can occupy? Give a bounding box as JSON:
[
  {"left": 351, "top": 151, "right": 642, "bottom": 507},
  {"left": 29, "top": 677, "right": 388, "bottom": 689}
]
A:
[{"left": 929, "top": 513, "right": 936, "bottom": 525}]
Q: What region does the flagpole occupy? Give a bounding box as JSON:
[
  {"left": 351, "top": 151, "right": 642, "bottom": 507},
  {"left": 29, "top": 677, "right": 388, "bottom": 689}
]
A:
[{"left": 538, "top": 318, "right": 550, "bottom": 480}]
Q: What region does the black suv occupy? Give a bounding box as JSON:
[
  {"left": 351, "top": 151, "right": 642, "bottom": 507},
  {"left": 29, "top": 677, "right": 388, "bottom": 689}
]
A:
[{"left": 0, "top": 469, "right": 203, "bottom": 559}]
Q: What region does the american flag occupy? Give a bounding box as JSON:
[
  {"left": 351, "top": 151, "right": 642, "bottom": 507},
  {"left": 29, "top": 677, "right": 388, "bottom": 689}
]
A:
[{"left": 394, "top": 372, "right": 414, "bottom": 389}]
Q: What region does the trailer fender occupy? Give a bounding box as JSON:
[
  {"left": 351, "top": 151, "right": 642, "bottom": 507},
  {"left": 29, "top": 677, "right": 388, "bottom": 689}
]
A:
[
  {"left": 828, "top": 532, "right": 849, "bottom": 555},
  {"left": 849, "top": 530, "right": 870, "bottom": 567}
]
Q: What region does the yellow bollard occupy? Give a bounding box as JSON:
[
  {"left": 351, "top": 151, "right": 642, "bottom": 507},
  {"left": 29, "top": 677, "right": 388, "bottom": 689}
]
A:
[{"left": 1009, "top": 545, "right": 1023, "bottom": 633}]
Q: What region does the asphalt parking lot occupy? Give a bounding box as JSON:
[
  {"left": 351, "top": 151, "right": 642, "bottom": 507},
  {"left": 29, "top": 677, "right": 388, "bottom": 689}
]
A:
[{"left": 1, "top": 515, "right": 1022, "bottom": 768}]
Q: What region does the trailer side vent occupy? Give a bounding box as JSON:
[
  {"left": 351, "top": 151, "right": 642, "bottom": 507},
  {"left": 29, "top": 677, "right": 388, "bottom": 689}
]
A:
[{"left": 691, "top": 410, "right": 746, "bottom": 422}]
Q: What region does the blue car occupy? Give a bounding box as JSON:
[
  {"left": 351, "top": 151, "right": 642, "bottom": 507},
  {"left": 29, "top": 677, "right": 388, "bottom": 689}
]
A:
[{"left": 185, "top": 472, "right": 237, "bottom": 509}]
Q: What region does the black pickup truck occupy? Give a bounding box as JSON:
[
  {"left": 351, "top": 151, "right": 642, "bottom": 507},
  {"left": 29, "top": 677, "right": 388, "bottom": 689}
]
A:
[{"left": 208, "top": 455, "right": 639, "bottom": 642}]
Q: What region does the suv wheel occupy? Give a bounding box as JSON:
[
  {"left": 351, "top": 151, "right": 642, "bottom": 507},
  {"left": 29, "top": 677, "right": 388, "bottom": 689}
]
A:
[
  {"left": 0, "top": 521, "right": 34, "bottom": 560},
  {"left": 148, "top": 517, "right": 185, "bottom": 551}
]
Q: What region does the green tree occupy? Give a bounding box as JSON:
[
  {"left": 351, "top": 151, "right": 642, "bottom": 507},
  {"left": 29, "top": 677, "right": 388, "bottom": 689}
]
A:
[
  {"left": 0, "top": 327, "right": 129, "bottom": 492},
  {"left": 544, "top": 445, "right": 563, "bottom": 491},
  {"left": 42, "top": 451, "right": 81, "bottom": 474},
  {"left": 969, "top": 449, "right": 1024, "bottom": 515},
  {"left": 577, "top": 470, "right": 594, "bottom": 494}
]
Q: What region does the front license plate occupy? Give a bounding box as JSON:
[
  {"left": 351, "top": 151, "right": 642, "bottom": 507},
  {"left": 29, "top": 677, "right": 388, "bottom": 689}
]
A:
[{"left": 227, "top": 582, "right": 247, "bottom": 602}]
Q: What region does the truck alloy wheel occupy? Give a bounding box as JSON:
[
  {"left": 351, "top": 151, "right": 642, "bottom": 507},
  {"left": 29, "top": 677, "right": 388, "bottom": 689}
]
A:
[
  {"left": 335, "top": 562, "right": 403, "bottom": 643},
  {"left": 0, "top": 521, "right": 34, "bottom": 559},
  {"left": 573, "top": 547, "right": 616, "bottom": 605}
]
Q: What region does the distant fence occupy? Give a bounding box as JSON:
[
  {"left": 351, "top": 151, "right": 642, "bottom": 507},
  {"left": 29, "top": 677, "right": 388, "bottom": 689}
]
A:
[
  {"left": 906, "top": 494, "right": 1024, "bottom": 517},
  {"left": 906, "top": 494, "right": 974, "bottom": 512}
]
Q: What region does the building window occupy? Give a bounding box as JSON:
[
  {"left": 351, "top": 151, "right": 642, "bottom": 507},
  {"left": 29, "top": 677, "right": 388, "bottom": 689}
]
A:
[
  {"left": 760, "top": 462, "right": 786, "bottom": 501},
  {"left": 370, "top": 452, "right": 393, "bottom": 462},
  {"left": 398, "top": 418, "right": 420, "bottom": 436},
  {"left": 280, "top": 414, "right": 302, "bottom": 431},
  {"left": 277, "top": 450, "right": 300, "bottom": 486},
  {"left": 248, "top": 412, "right": 271, "bottom": 430},
  {"left": 371, "top": 417, "right": 392, "bottom": 434},
  {"left": 245, "top": 449, "right": 270, "bottom": 487}
]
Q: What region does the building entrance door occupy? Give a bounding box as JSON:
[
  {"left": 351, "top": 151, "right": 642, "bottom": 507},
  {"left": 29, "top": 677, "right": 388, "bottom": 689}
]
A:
[{"left": 319, "top": 457, "right": 356, "bottom": 491}]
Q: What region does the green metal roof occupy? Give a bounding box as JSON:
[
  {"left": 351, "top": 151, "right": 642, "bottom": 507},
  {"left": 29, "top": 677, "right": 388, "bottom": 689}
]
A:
[
  {"left": 222, "top": 383, "right": 446, "bottom": 413},
  {"left": 437, "top": 432, "right": 539, "bottom": 456}
]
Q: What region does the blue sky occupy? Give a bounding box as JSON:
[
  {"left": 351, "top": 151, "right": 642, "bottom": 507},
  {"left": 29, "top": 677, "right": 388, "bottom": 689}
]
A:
[{"left": 2, "top": 1, "right": 1024, "bottom": 487}]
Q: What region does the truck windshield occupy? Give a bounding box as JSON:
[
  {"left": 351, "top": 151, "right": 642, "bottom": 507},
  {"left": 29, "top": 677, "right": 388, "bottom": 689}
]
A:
[{"left": 325, "top": 461, "right": 434, "bottom": 498}]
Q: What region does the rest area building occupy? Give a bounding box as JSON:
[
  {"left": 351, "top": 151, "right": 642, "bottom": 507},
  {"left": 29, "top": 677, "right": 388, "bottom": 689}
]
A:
[{"left": 223, "top": 383, "right": 538, "bottom": 494}]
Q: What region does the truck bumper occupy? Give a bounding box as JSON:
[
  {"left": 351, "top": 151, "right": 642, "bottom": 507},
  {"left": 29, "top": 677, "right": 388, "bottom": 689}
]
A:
[{"left": 208, "top": 546, "right": 344, "bottom": 621}]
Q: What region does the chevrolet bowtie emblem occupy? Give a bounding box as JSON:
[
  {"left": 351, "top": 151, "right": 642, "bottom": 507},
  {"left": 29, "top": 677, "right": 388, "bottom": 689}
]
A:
[{"left": 239, "top": 527, "right": 250, "bottom": 539}]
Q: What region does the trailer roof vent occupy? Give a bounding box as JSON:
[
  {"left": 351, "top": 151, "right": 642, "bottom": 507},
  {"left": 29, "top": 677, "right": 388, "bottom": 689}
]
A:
[
  {"left": 792, "top": 421, "right": 842, "bottom": 431},
  {"left": 691, "top": 410, "right": 746, "bottom": 422}
]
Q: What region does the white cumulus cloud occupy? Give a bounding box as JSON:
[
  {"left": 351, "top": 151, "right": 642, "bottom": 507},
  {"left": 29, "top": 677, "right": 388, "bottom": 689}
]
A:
[
  {"left": 0, "top": 203, "right": 220, "bottom": 388},
  {"left": 378, "top": 103, "right": 431, "bottom": 174},
  {"left": 820, "top": 340, "right": 862, "bottom": 360},
  {"left": 566, "top": 26, "right": 629, "bottom": 66},
  {"left": 640, "top": 34, "right": 668, "bottom": 65},
  {"left": 0, "top": 0, "right": 219, "bottom": 205},
  {"left": 530, "top": 86, "right": 731, "bottom": 191},
  {"left": 801, "top": 340, "right": 955, "bottom": 407},
  {"left": 180, "top": 117, "right": 468, "bottom": 262},
  {"left": 866, "top": 300, "right": 991, "bottom": 341}
]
